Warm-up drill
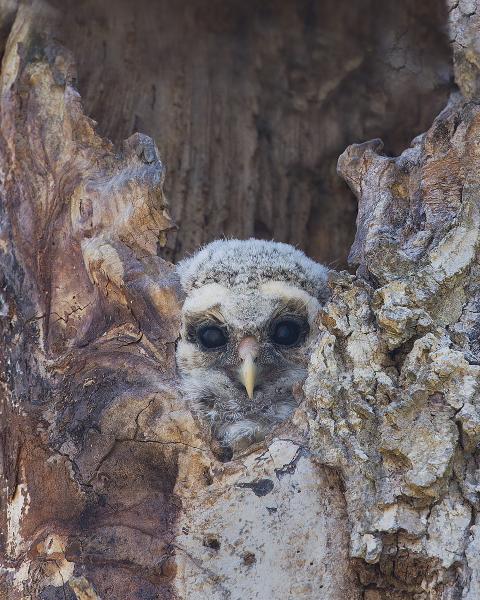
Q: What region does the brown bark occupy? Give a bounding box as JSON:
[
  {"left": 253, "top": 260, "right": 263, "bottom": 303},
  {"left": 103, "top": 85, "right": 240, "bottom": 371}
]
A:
[
  {"left": 0, "top": 3, "right": 183, "bottom": 598},
  {"left": 48, "top": 0, "right": 451, "bottom": 267},
  {"left": 1, "top": 0, "right": 474, "bottom": 599}
]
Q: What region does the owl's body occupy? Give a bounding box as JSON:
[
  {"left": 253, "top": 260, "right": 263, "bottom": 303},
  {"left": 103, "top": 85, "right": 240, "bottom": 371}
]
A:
[{"left": 176, "top": 239, "right": 329, "bottom": 454}]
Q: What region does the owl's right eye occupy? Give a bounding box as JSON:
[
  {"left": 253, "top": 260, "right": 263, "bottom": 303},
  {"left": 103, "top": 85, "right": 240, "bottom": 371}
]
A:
[{"left": 197, "top": 325, "right": 228, "bottom": 349}]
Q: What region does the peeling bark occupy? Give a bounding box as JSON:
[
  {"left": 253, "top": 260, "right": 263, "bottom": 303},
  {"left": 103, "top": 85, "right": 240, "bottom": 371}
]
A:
[
  {"left": 307, "top": 11, "right": 480, "bottom": 594},
  {"left": 1, "top": 0, "right": 478, "bottom": 599}
]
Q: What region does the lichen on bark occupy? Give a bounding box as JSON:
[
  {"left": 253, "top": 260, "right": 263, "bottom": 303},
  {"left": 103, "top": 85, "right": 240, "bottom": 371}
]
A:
[{"left": 304, "top": 93, "right": 480, "bottom": 598}]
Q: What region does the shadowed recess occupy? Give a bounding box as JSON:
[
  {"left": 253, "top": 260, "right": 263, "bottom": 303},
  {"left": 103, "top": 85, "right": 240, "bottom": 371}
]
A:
[{"left": 50, "top": 0, "right": 452, "bottom": 268}]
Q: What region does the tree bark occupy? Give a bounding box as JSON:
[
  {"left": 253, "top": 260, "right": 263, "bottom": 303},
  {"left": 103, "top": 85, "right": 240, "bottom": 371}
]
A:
[
  {"left": 1, "top": 0, "right": 478, "bottom": 599},
  {"left": 47, "top": 0, "right": 451, "bottom": 268}
]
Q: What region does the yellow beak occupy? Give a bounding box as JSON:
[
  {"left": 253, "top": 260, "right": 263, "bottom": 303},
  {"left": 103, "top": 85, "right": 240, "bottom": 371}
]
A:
[
  {"left": 238, "top": 336, "right": 259, "bottom": 399},
  {"left": 239, "top": 355, "right": 257, "bottom": 399}
]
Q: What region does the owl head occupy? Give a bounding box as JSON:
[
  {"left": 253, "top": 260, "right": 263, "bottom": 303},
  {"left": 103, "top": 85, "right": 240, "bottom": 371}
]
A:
[{"left": 176, "top": 239, "right": 329, "bottom": 456}]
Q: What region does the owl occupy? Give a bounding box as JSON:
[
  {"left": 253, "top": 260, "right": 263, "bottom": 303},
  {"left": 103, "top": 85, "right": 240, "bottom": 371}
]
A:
[{"left": 176, "top": 239, "right": 329, "bottom": 456}]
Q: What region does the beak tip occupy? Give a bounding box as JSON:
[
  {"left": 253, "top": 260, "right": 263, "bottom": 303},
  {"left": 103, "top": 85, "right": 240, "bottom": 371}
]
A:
[{"left": 240, "top": 356, "right": 257, "bottom": 400}]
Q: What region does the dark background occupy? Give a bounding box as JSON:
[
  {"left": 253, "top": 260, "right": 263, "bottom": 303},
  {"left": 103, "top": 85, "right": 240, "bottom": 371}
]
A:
[{"left": 54, "top": 0, "right": 452, "bottom": 267}]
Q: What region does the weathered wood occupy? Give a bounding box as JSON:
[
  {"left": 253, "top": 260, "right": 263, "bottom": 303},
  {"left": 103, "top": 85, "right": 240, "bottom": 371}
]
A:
[
  {"left": 310, "top": 50, "right": 480, "bottom": 600},
  {"left": 0, "top": 3, "right": 357, "bottom": 598},
  {"left": 0, "top": 3, "right": 183, "bottom": 598},
  {"left": 48, "top": 0, "right": 451, "bottom": 267},
  {"left": 1, "top": 0, "right": 477, "bottom": 599}
]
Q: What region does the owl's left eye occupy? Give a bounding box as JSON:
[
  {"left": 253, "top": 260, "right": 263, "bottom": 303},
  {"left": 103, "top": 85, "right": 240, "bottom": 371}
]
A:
[
  {"left": 270, "top": 317, "right": 307, "bottom": 347},
  {"left": 197, "top": 325, "right": 228, "bottom": 349}
]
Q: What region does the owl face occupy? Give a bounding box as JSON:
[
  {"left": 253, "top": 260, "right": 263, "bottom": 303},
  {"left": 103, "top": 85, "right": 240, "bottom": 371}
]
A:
[{"left": 176, "top": 240, "right": 329, "bottom": 455}]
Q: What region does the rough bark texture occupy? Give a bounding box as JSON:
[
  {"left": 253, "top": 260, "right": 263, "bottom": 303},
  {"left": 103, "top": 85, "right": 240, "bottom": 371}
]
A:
[
  {"left": 305, "top": 2, "right": 480, "bottom": 595},
  {"left": 1, "top": 0, "right": 478, "bottom": 599}
]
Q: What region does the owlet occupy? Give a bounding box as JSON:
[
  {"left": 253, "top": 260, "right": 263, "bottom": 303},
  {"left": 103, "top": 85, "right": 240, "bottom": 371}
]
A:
[{"left": 176, "top": 239, "right": 329, "bottom": 456}]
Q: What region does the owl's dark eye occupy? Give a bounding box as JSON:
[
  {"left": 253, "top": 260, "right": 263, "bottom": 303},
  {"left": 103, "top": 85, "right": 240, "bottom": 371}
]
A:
[
  {"left": 197, "top": 325, "right": 228, "bottom": 349},
  {"left": 270, "top": 317, "right": 306, "bottom": 347}
]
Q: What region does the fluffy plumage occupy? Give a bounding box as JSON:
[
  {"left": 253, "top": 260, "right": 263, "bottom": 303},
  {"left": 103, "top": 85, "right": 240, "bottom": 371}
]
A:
[
  {"left": 177, "top": 238, "right": 329, "bottom": 299},
  {"left": 176, "top": 239, "right": 329, "bottom": 456}
]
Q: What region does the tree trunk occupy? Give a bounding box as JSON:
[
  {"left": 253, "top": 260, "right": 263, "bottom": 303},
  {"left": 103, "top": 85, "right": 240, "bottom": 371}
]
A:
[
  {"left": 1, "top": 0, "right": 478, "bottom": 599},
  {"left": 48, "top": 0, "right": 451, "bottom": 268}
]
